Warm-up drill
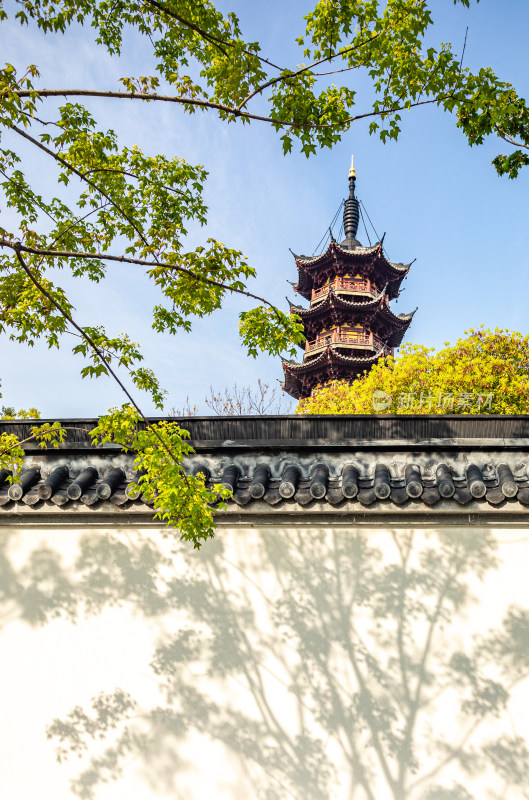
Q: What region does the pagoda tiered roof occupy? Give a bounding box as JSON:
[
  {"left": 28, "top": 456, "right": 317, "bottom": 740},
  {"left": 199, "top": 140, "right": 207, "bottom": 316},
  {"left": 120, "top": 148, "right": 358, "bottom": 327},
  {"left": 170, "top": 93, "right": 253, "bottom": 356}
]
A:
[
  {"left": 289, "top": 284, "right": 387, "bottom": 318},
  {"left": 282, "top": 347, "right": 384, "bottom": 400},
  {"left": 292, "top": 240, "right": 412, "bottom": 302},
  {"left": 376, "top": 303, "right": 417, "bottom": 347},
  {"left": 289, "top": 286, "right": 415, "bottom": 346}
]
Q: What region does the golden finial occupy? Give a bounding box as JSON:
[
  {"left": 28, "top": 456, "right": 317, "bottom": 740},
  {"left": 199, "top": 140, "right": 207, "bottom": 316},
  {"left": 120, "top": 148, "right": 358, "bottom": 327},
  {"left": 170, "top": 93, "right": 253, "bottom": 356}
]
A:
[{"left": 348, "top": 154, "right": 356, "bottom": 178}]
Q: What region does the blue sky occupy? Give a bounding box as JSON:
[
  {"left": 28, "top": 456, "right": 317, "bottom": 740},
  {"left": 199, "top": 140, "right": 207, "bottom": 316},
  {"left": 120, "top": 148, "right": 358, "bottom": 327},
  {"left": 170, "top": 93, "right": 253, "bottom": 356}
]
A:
[{"left": 1, "top": 0, "right": 529, "bottom": 417}]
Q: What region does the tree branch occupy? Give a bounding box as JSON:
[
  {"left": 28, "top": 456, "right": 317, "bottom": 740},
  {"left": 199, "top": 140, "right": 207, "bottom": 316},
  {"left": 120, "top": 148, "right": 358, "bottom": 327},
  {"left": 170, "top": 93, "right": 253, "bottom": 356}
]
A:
[
  {"left": 10, "top": 124, "right": 150, "bottom": 250},
  {"left": 80, "top": 166, "right": 192, "bottom": 199},
  {"left": 0, "top": 425, "right": 91, "bottom": 459},
  {"left": 13, "top": 88, "right": 327, "bottom": 128},
  {"left": 0, "top": 169, "right": 59, "bottom": 226},
  {"left": 12, "top": 246, "right": 182, "bottom": 467},
  {"left": 5, "top": 126, "right": 289, "bottom": 324},
  {"left": 495, "top": 126, "right": 529, "bottom": 151},
  {"left": 14, "top": 87, "right": 452, "bottom": 131},
  {"left": 0, "top": 239, "right": 278, "bottom": 312},
  {"left": 143, "top": 0, "right": 229, "bottom": 56},
  {"left": 235, "top": 28, "right": 386, "bottom": 112},
  {"left": 234, "top": 1, "right": 419, "bottom": 112},
  {"left": 141, "top": 0, "right": 284, "bottom": 71}
]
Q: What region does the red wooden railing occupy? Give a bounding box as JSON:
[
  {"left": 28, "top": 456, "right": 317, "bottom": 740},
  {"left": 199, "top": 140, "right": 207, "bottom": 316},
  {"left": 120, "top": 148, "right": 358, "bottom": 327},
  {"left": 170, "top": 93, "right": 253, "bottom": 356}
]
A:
[
  {"left": 311, "top": 277, "right": 375, "bottom": 302},
  {"left": 306, "top": 329, "right": 374, "bottom": 352}
]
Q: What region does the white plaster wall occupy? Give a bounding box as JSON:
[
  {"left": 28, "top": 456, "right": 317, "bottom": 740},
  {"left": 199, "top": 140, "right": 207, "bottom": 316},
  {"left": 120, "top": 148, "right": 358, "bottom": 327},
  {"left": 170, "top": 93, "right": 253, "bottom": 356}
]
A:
[{"left": 1, "top": 524, "right": 529, "bottom": 800}]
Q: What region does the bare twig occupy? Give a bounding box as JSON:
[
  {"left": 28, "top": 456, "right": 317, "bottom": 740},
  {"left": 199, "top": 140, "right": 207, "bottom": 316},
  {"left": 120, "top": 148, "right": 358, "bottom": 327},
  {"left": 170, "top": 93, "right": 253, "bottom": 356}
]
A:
[{"left": 460, "top": 26, "right": 469, "bottom": 70}]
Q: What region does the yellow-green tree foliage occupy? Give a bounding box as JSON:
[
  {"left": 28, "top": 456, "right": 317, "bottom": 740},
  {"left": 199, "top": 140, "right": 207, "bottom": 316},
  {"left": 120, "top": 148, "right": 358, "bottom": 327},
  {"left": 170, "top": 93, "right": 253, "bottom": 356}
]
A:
[{"left": 297, "top": 328, "right": 529, "bottom": 415}]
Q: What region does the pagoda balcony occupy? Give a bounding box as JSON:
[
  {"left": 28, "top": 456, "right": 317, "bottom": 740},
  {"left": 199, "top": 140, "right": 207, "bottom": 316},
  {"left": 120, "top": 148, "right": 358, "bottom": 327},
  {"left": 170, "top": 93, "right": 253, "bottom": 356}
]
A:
[
  {"left": 311, "top": 277, "right": 376, "bottom": 304},
  {"left": 305, "top": 329, "right": 393, "bottom": 356}
]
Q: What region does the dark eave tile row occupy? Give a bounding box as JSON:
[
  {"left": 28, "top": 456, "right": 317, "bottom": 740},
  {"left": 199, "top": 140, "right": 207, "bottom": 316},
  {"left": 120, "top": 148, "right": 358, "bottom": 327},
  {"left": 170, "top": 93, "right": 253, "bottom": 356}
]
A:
[
  {"left": 2, "top": 461, "right": 529, "bottom": 511},
  {"left": 199, "top": 461, "right": 528, "bottom": 508},
  {"left": 0, "top": 466, "right": 143, "bottom": 509}
]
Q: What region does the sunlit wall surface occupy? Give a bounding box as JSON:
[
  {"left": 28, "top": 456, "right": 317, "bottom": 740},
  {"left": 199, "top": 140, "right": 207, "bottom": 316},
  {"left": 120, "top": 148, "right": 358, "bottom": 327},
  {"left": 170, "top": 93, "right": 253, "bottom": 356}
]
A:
[{"left": 1, "top": 525, "right": 528, "bottom": 800}]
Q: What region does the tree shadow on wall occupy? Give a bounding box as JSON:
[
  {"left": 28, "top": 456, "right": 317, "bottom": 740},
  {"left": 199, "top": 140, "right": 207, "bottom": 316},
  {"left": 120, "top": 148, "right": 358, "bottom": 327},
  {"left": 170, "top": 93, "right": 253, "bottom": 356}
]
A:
[
  {"left": 0, "top": 529, "right": 170, "bottom": 629},
  {"left": 3, "top": 527, "right": 529, "bottom": 799}
]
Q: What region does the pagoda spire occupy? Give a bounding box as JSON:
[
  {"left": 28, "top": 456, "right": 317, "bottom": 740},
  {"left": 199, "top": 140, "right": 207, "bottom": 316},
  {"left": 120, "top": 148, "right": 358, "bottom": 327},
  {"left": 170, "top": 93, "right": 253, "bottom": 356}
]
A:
[{"left": 341, "top": 155, "right": 361, "bottom": 250}]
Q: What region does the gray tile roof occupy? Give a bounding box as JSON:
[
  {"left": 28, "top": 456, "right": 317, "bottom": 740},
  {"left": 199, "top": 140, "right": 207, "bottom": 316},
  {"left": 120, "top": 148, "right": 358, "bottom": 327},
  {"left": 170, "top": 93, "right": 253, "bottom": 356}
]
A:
[
  {"left": 1, "top": 453, "right": 529, "bottom": 515},
  {"left": 2, "top": 416, "right": 529, "bottom": 520}
]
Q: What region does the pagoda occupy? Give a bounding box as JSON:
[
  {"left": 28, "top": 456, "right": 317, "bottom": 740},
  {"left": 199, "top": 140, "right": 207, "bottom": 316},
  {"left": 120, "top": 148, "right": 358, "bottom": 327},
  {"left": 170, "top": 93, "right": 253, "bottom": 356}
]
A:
[{"left": 282, "top": 158, "right": 416, "bottom": 400}]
